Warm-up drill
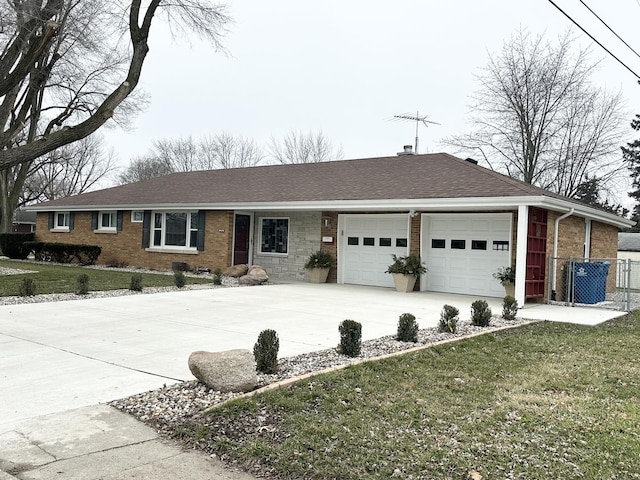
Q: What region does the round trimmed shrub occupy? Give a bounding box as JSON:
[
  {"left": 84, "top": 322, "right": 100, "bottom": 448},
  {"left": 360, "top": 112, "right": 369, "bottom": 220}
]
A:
[
  {"left": 502, "top": 295, "right": 518, "bottom": 321},
  {"left": 339, "top": 319, "right": 362, "bottom": 357},
  {"left": 439, "top": 304, "right": 459, "bottom": 333},
  {"left": 471, "top": 299, "right": 492, "bottom": 327},
  {"left": 397, "top": 313, "right": 418, "bottom": 342},
  {"left": 253, "top": 329, "right": 280, "bottom": 374}
]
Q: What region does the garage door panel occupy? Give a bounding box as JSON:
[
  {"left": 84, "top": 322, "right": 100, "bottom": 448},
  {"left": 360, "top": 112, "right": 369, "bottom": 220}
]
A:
[
  {"left": 342, "top": 215, "right": 409, "bottom": 288},
  {"left": 425, "top": 214, "right": 511, "bottom": 297}
]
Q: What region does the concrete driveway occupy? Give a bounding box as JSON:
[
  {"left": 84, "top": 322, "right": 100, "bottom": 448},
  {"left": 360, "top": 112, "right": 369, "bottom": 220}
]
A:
[{"left": 0, "top": 282, "right": 625, "bottom": 428}]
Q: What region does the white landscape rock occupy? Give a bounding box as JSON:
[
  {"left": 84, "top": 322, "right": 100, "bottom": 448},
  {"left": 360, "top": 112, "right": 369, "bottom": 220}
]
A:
[{"left": 188, "top": 349, "right": 257, "bottom": 393}]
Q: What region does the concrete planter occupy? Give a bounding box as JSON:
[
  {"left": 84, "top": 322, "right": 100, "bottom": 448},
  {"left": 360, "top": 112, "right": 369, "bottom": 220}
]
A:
[
  {"left": 391, "top": 273, "right": 418, "bottom": 292},
  {"left": 307, "top": 268, "right": 330, "bottom": 283},
  {"left": 503, "top": 282, "right": 515, "bottom": 298}
]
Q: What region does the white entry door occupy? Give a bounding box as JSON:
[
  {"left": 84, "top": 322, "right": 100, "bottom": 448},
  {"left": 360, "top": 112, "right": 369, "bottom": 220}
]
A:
[
  {"left": 424, "top": 213, "right": 512, "bottom": 297},
  {"left": 340, "top": 215, "right": 410, "bottom": 287}
]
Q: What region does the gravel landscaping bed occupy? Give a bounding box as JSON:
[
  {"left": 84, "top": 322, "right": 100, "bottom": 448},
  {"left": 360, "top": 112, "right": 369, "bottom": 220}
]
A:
[{"left": 109, "top": 316, "right": 532, "bottom": 438}]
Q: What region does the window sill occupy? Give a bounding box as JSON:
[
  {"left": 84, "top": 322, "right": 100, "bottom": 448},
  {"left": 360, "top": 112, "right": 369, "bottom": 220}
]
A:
[
  {"left": 258, "top": 251, "right": 289, "bottom": 257},
  {"left": 145, "top": 247, "right": 199, "bottom": 255},
  {"left": 50, "top": 228, "right": 70, "bottom": 233},
  {"left": 93, "top": 229, "right": 117, "bottom": 234}
]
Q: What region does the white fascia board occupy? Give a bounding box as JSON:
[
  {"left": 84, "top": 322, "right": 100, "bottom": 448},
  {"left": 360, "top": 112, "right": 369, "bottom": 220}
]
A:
[{"left": 25, "top": 195, "right": 633, "bottom": 227}]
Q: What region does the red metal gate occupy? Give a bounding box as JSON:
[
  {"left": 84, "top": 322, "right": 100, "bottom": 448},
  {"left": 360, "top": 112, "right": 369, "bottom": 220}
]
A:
[{"left": 526, "top": 208, "right": 547, "bottom": 298}]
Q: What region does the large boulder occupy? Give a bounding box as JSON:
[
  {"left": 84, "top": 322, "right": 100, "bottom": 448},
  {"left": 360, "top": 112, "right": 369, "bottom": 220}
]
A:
[
  {"left": 238, "top": 265, "right": 269, "bottom": 286},
  {"left": 247, "top": 265, "right": 268, "bottom": 282},
  {"left": 188, "top": 349, "right": 257, "bottom": 393},
  {"left": 222, "top": 264, "right": 248, "bottom": 278}
]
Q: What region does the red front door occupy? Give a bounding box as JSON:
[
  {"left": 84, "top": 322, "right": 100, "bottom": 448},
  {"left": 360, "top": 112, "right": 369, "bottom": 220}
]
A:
[{"left": 233, "top": 214, "right": 251, "bottom": 265}]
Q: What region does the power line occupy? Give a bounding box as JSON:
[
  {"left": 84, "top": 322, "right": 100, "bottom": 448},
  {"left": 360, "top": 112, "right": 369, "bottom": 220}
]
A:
[
  {"left": 547, "top": 0, "right": 640, "bottom": 79},
  {"left": 578, "top": 0, "right": 640, "bottom": 62}
]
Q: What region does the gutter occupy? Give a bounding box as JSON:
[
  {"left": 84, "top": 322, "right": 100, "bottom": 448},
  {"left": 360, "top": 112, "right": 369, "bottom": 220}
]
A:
[{"left": 551, "top": 208, "right": 574, "bottom": 299}]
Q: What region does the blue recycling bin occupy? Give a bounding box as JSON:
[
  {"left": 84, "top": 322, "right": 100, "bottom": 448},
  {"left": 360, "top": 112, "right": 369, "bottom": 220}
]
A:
[{"left": 573, "top": 262, "right": 610, "bottom": 304}]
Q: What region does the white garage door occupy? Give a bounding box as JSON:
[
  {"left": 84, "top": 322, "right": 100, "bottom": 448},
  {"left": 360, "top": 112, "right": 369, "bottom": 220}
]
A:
[
  {"left": 341, "top": 215, "right": 410, "bottom": 287},
  {"left": 424, "top": 214, "right": 511, "bottom": 297}
]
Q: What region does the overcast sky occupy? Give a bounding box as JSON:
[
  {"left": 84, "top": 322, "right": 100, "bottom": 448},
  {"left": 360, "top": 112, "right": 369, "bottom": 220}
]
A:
[{"left": 102, "top": 0, "right": 640, "bottom": 191}]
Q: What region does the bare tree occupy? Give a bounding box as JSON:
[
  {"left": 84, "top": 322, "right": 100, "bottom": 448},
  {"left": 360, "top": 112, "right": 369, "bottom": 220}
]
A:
[
  {"left": 0, "top": 0, "right": 230, "bottom": 231},
  {"left": 117, "top": 154, "right": 173, "bottom": 184},
  {"left": 201, "top": 132, "right": 263, "bottom": 169},
  {"left": 268, "top": 130, "right": 344, "bottom": 164},
  {"left": 118, "top": 133, "right": 264, "bottom": 183},
  {"left": 20, "top": 135, "right": 116, "bottom": 203},
  {"left": 445, "top": 30, "right": 626, "bottom": 199}
]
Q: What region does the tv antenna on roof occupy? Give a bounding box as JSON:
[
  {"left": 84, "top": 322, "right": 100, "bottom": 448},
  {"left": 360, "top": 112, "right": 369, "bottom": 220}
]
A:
[{"left": 392, "top": 111, "right": 440, "bottom": 154}]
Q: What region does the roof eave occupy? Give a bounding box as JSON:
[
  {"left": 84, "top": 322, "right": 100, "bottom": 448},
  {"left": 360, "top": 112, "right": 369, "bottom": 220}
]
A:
[{"left": 25, "top": 195, "right": 633, "bottom": 228}]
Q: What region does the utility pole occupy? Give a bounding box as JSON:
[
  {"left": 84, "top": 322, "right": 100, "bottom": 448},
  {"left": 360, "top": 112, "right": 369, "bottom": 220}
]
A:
[{"left": 392, "top": 111, "right": 440, "bottom": 154}]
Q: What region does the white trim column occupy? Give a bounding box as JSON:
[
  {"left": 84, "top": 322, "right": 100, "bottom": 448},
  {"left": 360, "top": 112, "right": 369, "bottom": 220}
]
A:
[{"left": 515, "top": 205, "right": 528, "bottom": 306}]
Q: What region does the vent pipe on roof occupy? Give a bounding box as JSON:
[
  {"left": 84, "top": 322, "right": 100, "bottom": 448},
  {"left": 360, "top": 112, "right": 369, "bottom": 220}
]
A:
[
  {"left": 465, "top": 158, "right": 478, "bottom": 165},
  {"left": 397, "top": 145, "right": 414, "bottom": 156}
]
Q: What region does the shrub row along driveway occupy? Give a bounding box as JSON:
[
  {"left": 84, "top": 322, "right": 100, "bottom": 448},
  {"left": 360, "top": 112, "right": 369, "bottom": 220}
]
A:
[{"left": 0, "top": 282, "right": 624, "bottom": 428}]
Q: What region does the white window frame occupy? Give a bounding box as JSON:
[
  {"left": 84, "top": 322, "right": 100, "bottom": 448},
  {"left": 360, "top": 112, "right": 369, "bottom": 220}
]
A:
[
  {"left": 131, "top": 211, "right": 144, "bottom": 223},
  {"left": 97, "top": 211, "right": 116, "bottom": 232},
  {"left": 259, "top": 217, "right": 289, "bottom": 255},
  {"left": 148, "top": 211, "right": 199, "bottom": 253},
  {"left": 52, "top": 211, "right": 70, "bottom": 232}
]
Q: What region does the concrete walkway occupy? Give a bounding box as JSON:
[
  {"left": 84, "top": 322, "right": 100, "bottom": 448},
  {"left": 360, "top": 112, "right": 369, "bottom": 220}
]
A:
[{"left": 0, "top": 283, "right": 627, "bottom": 479}]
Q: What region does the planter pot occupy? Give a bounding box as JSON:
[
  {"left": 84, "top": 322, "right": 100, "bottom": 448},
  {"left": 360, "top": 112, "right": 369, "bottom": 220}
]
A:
[
  {"left": 503, "top": 283, "right": 515, "bottom": 298},
  {"left": 391, "top": 273, "right": 417, "bottom": 293},
  {"left": 307, "top": 268, "right": 330, "bottom": 284}
]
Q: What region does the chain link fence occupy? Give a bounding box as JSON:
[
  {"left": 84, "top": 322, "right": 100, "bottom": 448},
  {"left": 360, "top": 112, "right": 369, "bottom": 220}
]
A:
[{"left": 547, "top": 257, "right": 640, "bottom": 311}]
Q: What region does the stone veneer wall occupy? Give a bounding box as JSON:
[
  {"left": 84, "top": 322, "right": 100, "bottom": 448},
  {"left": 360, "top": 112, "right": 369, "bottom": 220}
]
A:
[
  {"left": 252, "top": 211, "right": 322, "bottom": 282},
  {"left": 34, "top": 210, "right": 234, "bottom": 272}
]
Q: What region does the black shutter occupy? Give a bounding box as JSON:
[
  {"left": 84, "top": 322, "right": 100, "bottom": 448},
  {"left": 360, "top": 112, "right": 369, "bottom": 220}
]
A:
[
  {"left": 48, "top": 212, "right": 54, "bottom": 230},
  {"left": 196, "top": 210, "right": 206, "bottom": 251},
  {"left": 116, "top": 211, "right": 124, "bottom": 231},
  {"left": 69, "top": 212, "right": 75, "bottom": 231},
  {"left": 91, "top": 212, "right": 98, "bottom": 230},
  {"left": 142, "top": 210, "right": 151, "bottom": 248}
]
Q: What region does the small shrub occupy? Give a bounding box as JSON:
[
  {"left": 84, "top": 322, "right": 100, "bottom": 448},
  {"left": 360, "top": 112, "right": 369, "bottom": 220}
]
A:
[
  {"left": 339, "top": 319, "right": 362, "bottom": 357},
  {"left": 502, "top": 295, "right": 518, "bottom": 321},
  {"left": 129, "top": 273, "right": 143, "bottom": 292},
  {"left": 471, "top": 299, "right": 492, "bottom": 327},
  {"left": 253, "top": 329, "right": 280, "bottom": 374},
  {"left": 439, "top": 304, "right": 459, "bottom": 333},
  {"left": 397, "top": 313, "right": 419, "bottom": 342},
  {"left": 18, "top": 277, "right": 36, "bottom": 297},
  {"left": 76, "top": 274, "right": 90, "bottom": 295},
  {"left": 174, "top": 271, "right": 186, "bottom": 288},
  {"left": 212, "top": 268, "right": 223, "bottom": 286}
]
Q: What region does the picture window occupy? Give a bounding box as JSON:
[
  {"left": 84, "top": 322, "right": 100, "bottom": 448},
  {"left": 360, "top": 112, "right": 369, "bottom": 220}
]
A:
[{"left": 260, "top": 218, "right": 289, "bottom": 254}]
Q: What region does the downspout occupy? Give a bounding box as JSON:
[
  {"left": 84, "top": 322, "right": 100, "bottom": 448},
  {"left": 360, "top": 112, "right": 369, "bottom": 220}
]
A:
[{"left": 552, "top": 208, "right": 575, "bottom": 299}]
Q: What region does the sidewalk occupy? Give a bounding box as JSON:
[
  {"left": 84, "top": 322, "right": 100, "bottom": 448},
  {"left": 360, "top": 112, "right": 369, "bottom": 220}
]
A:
[{"left": 0, "top": 405, "right": 256, "bottom": 480}]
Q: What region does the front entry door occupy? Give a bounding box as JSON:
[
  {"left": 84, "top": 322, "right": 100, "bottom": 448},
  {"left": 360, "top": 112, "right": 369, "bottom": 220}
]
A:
[{"left": 233, "top": 214, "right": 251, "bottom": 265}]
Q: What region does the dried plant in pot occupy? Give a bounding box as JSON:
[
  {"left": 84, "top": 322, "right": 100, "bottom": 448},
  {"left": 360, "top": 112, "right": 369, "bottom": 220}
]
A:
[
  {"left": 385, "top": 253, "right": 427, "bottom": 292},
  {"left": 493, "top": 266, "right": 516, "bottom": 297},
  {"left": 304, "top": 250, "right": 335, "bottom": 283}
]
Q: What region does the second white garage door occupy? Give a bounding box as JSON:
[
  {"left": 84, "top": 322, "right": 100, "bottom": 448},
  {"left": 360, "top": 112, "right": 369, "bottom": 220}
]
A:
[
  {"left": 423, "top": 213, "right": 512, "bottom": 297},
  {"left": 340, "top": 214, "right": 410, "bottom": 288}
]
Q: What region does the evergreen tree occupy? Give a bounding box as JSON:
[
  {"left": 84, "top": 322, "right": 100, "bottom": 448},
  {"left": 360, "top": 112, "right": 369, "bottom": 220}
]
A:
[{"left": 622, "top": 114, "right": 640, "bottom": 231}]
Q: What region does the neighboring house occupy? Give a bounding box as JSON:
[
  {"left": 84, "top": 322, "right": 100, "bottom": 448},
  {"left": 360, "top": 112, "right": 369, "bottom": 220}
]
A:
[
  {"left": 618, "top": 232, "right": 640, "bottom": 261},
  {"left": 617, "top": 232, "right": 640, "bottom": 289},
  {"left": 27, "top": 152, "right": 632, "bottom": 305},
  {"left": 12, "top": 209, "right": 36, "bottom": 233}
]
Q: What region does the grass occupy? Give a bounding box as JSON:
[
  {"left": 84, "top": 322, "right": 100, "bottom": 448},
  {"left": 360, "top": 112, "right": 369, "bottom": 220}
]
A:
[
  {"left": 184, "top": 314, "right": 640, "bottom": 479},
  {"left": 0, "top": 259, "right": 211, "bottom": 296}
]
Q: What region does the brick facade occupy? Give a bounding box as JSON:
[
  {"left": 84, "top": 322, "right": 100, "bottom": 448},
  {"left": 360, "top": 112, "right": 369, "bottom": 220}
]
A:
[{"left": 35, "top": 210, "right": 234, "bottom": 272}]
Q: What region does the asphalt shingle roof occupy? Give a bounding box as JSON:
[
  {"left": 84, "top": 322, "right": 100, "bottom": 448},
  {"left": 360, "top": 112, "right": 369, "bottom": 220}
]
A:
[{"left": 37, "top": 153, "right": 568, "bottom": 209}]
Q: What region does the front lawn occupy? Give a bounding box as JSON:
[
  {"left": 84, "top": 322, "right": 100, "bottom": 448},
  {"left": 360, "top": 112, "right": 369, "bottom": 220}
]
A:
[
  {"left": 183, "top": 314, "right": 640, "bottom": 479},
  {"left": 0, "top": 259, "right": 211, "bottom": 296}
]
